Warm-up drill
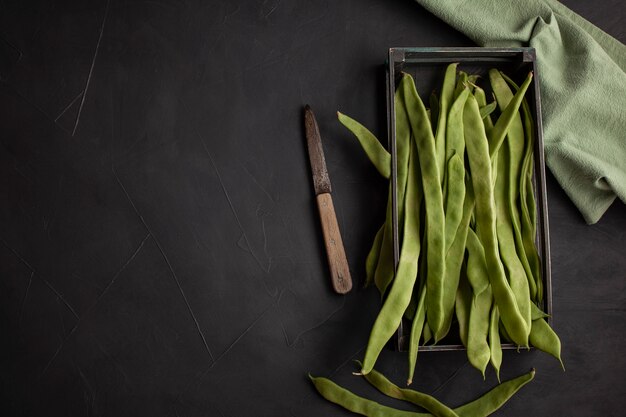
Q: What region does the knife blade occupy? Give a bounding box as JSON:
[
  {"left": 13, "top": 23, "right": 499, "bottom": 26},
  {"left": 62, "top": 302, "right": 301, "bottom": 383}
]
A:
[{"left": 304, "top": 105, "right": 352, "bottom": 294}]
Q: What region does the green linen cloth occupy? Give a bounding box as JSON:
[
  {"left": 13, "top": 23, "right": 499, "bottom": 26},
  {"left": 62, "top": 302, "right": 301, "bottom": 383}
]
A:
[{"left": 414, "top": 0, "right": 626, "bottom": 224}]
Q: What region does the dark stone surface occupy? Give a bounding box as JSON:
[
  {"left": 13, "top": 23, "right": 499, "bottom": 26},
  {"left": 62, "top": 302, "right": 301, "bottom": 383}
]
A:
[{"left": 1, "top": 0, "right": 624, "bottom": 416}]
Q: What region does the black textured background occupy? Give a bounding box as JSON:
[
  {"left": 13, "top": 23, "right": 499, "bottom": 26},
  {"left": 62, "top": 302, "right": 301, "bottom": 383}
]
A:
[{"left": 1, "top": 0, "right": 624, "bottom": 416}]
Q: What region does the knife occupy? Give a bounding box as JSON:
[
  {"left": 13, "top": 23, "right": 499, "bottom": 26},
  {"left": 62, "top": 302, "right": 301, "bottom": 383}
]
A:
[{"left": 303, "top": 105, "right": 352, "bottom": 294}]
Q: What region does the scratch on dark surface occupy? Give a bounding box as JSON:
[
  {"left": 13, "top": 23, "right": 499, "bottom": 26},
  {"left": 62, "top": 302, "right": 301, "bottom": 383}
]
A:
[
  {"left": 279, "top": 321, "right": 290, "bottom": 346},
  {"left": 198, "top": 135, "right": 271, "bottom": 276},
  {"left": 1, "top": 237, "right": 36, "bottom": 271},
  {"left": 153, "top": 233, "right": 216, "bottom": 360},
  {"left": 1, "top": 83, "right": 71, "bottom": 134},
  {"left": 211, "top": 305, "right": 273, "bottom": 367},
  {"left": 213, "top": 405, "right": 227, "bottom": 417},
  {"left": 260, "top": 218, "right": 273, "bottom": 273},
  {"left": 175, "top": 303, "right": 274, "bottom": 403},
  {"left": 92, "top": 334, "right": 131, "bottom": 385},
  {"left": 236, "top": 234, "right": 250, "bottom": 253},
  {"left": 55, "top": 91, "right": 84, "bottom": 122},
  {"left": 430, "top": 360, "right": 470, "bottom": 396},
  {"left": 41, "top": 277, "right": 80, "bottom": 319},
  {"left": 329, "top": 346, "right": 365, "bottom": 377},
  {"left": 11, "top": 160, "right": 34, "bottom": 183},
  {"left": 0, "top": 238, "right": 81, "bottom": 320},
  {"left": 18, "top": 271, "right": 34, "bottom": 328},
  {"left": 113, "top": 168, "right": 215, "bottom": 363},
  {"left": 72, "top": 0, "right": 110, "bottom": 136},
  {"left": 240, "top": 163, "right": 275, "bottom": 203},
  {"left": 75, "top": 362, "right": 96, "bottom": 415},
  {"left": 0, "top": 34, "right": 23, "bottom": 59},
  {"left": 286, "top": 297, "right": 346, "bottom": 347},
  {"left": 39, "top": 233, "right": 149, "bottom": 378},
  {"left": 40, "top": 342, "right": 64, "bottom": 378},
  {"left": 263, "top": 0, "right": 281, "bottom": 18},
  {"left": 222, "top": 4, "right": 240, "bottom": 23},
  {"left": 239, "top": 54, "right": 287, "bottom": 77},
  {"left": 112, "top": 232, "right": 150, "bottom": 282},
  {"left": 294, "top": 11, "right": 328, "bottom": 31}
]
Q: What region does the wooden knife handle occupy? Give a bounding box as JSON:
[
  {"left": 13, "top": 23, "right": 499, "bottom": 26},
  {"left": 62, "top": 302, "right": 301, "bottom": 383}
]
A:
[{"left": 316, "top": 193, "right": 352, "bottom": 294}]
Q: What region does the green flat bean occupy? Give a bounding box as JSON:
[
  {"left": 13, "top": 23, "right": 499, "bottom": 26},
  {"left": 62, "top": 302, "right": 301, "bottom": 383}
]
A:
[
  {"left": 523, "top": 156, "right": 536, "bottom": 236},
  {"left": 360, "top": 366, "right": 536, "bottom": 417},
  {"left": 442, "top": 88, "right": 469, "bottom": 234},
  {"left": 453, "top": 71, "right": 468, "bottom": 99},
  {"left": 489, "top": 305, "right": 502, "bottom": 382},
  {"left": 473, "top": 86, "right": 497, "bottom": 188},
  {"left": 445, "top": 88, "right": 469, "bottom": 165},
  {"left": 360, "top": 365, "right": 460, "bottom": 417},
  {"left": 463, "top": 94, "right": 529, "bottom": 347},
  {"left": 500, "top": 72, "right": 543, "bottom": 303},
  {"left": 493, "top": 139, "right": 533, "bottom": 335},
  {"left": 479, "top": 101, "right": 497, "bottom": 120},
  {"left": 444, "top": 154, "right": 466, "bottom": 254},
  {"left": 365, "top": 225, "right": 384, "bottom": 287},
  {"left": 473, "top": 86, "right": 494, "bottom": 132},
  {"left": 435, "top": 63, "right": 458, "bottom": 178},
  {"left": 400, "top": 73, "right": 447, "bottom": 339},
  {"left": 374, "top": 90, "right": 412, "bottom": 296},
  {"left": 530, "top": 302, "right": 549, "bottom": 320},
  {"left": 422, "top": 322, "right": 433, "bottom": 345},
  {"left": 454, "top": 369, "right": 534, "bottom": 416},
  {"left": 468, "top": 285, "right": 493, "bottom": 378},
  {"left": 443, "top": 86, "right": 469, "bottom": 254},
  {"left": 524, "top": 160, "right": 541, "bottom": 302},
  {"left": 310, "top": 375, "right": 421, "bottom": 417},
  {"left": 374, "top": 191, "right": 394, "bottom": 296},
  {"left": 408, "top": 285, "right": 426, "bottom": 385},
  {"left": 455, "top": 271, "right": 472, "bottom": 348},
  {"left": 498, "top": 319, "right": 513, "bottom": 344},
  {"left": 529, "top": 318, "right": 564, "bottom": 370},
  {"left": 487, "top": 71, "right": 533, "bottom": 158},
  {"left": 490, "top": 70, "right": 537, "bottom": 302},
  {"left": 405, "top": 137, "right": 425, "bottom": 385},
  {"left": 338, "top": 111, "right": 391, "bottom": 179},
  {"left": 436, "top": 180, "right": 475, "bottom": 342},
  {"left": 361, "top": 83, "right": 423, "bottom": 374},
  {"left": 466, "top": 228, "right": 490, "bottom": 296},
  {"left": 405, "top": 290, "right": 418, "bottom": 321},
  {"left": 430, "top": 92, "right": 439, "bottom": 132}
]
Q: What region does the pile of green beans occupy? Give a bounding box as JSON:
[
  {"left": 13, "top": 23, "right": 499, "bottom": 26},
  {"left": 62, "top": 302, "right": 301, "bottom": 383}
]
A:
[
  {"left": 336, "top": 64, "right": 563, "bottom": 385},
  {"left": 310, "top": 365, "right": 535, "bottom": 417}
]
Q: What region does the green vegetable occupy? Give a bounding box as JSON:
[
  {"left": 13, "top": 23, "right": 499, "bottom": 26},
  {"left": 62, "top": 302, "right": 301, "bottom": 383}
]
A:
[
  {"left": 401, "top": 73, "right": 447, "bottom": 340},
  {"left": 362, "top": 364, "right": 460, "bottom": 417},
  {"left": 311, "top": 368, "right": 536, "bottom": 417},
  {"left": 464, "top": 93, "right": 530, "bottom": 347},
  {"left": 468, "top": 284, "right": 493, "bottom": 378},
  {"left": 487, "top": 72, "right": 533, "bottom": 158},
  {"left": 365, "top": 225, "right": 385, "bottom": 287},
  {"left": 435, "top": 63, "right": 459, "bottom": 179},
  {"left": 436, "top": 179, "right": 475, "bottom": 342},
  {"left": 529, "top": 318, "right": 565, "bottom": 369},
  {"left": 361, "top": 76, "right": 424, "bottom": 375},
  {"left": 338, "top": 111, "right": 390, "bottom": 179},
  {"left": 499, "top": 72, "right": 543, "bottom": 303},
  {"left": 489, "top": 305, "right": 502, "bottom": 381},
  {"left": 335, "top": 67, "right": 560, "bottom": 393},
  {"left": 489, "top": 70, "right": 537, "bottom": 303}
]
